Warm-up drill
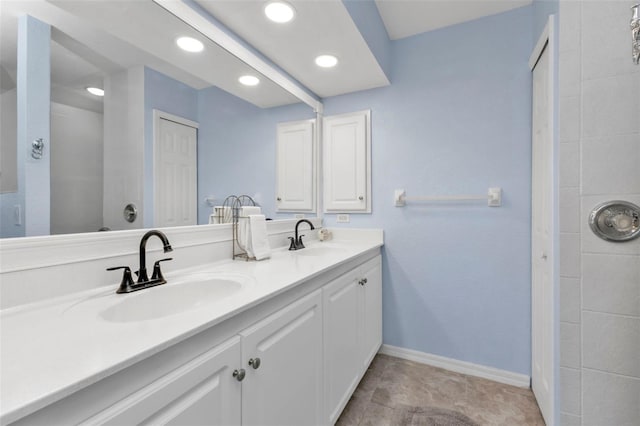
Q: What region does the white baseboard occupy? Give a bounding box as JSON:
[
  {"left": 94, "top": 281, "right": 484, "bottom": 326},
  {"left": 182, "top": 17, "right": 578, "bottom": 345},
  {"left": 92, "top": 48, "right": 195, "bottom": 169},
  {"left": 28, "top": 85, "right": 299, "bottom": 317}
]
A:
[{"left": 379, "top": 344, "right": 530, "bottom": 388}]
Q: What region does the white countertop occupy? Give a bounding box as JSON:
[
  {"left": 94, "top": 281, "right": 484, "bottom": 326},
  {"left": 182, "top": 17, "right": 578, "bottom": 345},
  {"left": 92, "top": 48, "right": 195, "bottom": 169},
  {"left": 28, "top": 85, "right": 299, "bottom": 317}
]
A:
[{"left": 0, "top": 234, "right": 382, "bottom": 424}]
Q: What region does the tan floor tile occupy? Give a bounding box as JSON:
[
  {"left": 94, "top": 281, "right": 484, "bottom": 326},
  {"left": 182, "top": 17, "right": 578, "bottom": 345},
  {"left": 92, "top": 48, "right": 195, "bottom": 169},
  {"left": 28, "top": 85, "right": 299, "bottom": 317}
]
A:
[{"left": 337, "top": 354, "right": 546, "bottom": 426}]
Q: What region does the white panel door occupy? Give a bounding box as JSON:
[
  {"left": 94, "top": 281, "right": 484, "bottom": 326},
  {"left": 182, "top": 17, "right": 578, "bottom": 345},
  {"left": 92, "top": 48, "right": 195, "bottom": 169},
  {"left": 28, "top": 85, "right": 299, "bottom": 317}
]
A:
[
  {"left": 323, "top": 110, "right": 371, "bottom": 212},
  {"left": 82, "top": 337, "right": 242, "bottom": 426},
  {"left": 276, "top": 120, "right": 315, "bottom": 211},
  {"left": 360, "top": 256, "right": 383, "bottom": 368},
  {"left": 240, "top": 290, "right": 323, "bottom": 426},
  {"left": 155, "top": 117, "right": 197, "bottom": 227},
  {"left": 323, "top": 270, "right": 361, "bottom": 424},
  {"left": 531, "top": 41, "right": 554, "bottom": 424}
]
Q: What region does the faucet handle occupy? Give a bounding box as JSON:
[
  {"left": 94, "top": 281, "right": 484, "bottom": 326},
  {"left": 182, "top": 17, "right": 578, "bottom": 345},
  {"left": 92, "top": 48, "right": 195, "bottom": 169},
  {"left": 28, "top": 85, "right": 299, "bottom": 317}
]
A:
[
  {"left": 296, "top": 234, "right": 306, "bottom": 249},
  {"left": 288, "top": 236, "right": 297, "bottom": 251},
  {"left": 151, "top": 258, "right": 173, "bottom": 281},
  {"left": 107, "top": 266, "right": 135, "bottom": 294}
]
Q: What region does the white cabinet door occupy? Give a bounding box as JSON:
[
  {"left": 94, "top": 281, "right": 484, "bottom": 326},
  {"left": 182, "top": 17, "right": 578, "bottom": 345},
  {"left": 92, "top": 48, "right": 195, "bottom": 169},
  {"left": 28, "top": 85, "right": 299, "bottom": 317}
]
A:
[
  {"left": 82, "top": 336, "right": 242, "bottom": 426},
  {"left": 323, "top": 110, "right": 371, "bottom": 213},
  {"left": 359, "top": 256, "right": 383, "bottom": 368},
  {"left": 323, "top": 270, "right": 362, "bottom": 424},
  {"left": 240, "top": 290, "right": 323, "bottom": 426},
  {"left": 276, "top": 120, "right": 315, "bottom": 212}
]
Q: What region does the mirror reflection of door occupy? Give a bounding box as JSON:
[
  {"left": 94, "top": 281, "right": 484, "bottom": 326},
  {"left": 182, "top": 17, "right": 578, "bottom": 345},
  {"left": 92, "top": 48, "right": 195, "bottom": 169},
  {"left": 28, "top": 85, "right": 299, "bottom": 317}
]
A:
[{"left": 154, "top": 113, "right": 197, "bottom": 228}]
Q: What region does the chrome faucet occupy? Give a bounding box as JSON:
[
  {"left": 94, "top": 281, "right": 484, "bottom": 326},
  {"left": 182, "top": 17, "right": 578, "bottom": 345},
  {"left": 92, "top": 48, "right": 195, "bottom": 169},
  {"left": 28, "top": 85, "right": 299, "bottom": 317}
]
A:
[
  {"left": 289, "top": 219, "right": 315, "bottom": 250},
  {"left": 107, "top": 230, "right": 173, "bottom": 293}
]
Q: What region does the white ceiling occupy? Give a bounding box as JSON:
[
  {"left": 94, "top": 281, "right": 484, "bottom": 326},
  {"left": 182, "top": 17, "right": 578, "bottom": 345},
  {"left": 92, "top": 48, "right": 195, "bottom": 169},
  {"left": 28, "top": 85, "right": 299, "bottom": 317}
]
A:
[
  {"left": 0, "top": 0, "right": 301, "bottom": 108},
  {"left": 1, "top": 0, "right": 535, "bottom": 108},
  {"left": 375, "top": 0, "right": 533, "bottom": 40},
  {"left": 194, "top": 0, "right": 390, "bottom": 98}
]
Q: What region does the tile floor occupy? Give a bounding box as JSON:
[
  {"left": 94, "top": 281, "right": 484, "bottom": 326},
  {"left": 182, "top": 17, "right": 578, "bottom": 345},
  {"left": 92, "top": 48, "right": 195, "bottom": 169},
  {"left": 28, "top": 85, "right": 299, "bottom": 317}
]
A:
[{"left": 336, "top": 354, "right": 545, "bottom": 426}]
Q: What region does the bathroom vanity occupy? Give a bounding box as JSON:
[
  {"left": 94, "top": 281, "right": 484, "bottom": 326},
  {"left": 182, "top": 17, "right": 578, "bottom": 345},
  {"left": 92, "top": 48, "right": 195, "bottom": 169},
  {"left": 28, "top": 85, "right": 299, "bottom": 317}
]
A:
[{"left": 0, "top": 225, "right": 382, "bottom": 426}]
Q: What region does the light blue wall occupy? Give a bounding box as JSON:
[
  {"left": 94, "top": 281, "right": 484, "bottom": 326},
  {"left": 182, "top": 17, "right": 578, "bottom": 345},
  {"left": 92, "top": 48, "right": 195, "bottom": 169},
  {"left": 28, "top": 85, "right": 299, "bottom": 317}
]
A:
[
  {"left": 196, "top": 87, "right": 314, "bottom": 224},
  {"left": 143, "top": 67, "right": 198, "bottom": 227},
  {"left": 0, "top": 16, "right": 50, "bottom": 238},
  {"left": 533, "top": 0, "right": 559, "bottom": 39},
  {"left": 142, "top": 67, "right": 315, "bottom": 227},
  {"left": 322, "top": 6, "right": 534, "bottom": 375}
]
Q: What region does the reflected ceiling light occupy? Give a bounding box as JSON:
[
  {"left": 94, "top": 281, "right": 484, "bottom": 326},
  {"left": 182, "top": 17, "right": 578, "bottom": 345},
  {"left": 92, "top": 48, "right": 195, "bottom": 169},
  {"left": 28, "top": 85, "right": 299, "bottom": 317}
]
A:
[
  {"left": 86, "top": 87, "right": 104, "bottom": 96},
  {"left": 239, "top": 75, "right": 260, "bottom": 86},
  {"left": 176, "top": 36, "right": 204, "bottom": 53},
  {"left": 264, "top": 1, "right": 295, "bottom": 23},
  {"left": 315, "top": 54, "right": 338, "bottom": 68}
]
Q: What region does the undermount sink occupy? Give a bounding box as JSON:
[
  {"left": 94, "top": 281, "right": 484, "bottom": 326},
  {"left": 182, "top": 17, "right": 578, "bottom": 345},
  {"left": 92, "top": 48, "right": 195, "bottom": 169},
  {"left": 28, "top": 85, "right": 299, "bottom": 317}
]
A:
[
  {"left": 294, "top": 245, "right": 346, "bottom": 257},
  {"left": 100, "top": 274, "right": 252, "bottom": 323}
]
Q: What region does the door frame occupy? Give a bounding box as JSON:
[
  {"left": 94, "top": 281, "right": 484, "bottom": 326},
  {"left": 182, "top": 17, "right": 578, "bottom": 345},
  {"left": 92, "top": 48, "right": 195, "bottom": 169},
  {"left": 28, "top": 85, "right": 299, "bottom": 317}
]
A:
[
  {"left": 528, "top": 14, "right": 558, "bottom": 426},
  {"left": 152, "top": 109, "right": 199, "bottom": 227}
]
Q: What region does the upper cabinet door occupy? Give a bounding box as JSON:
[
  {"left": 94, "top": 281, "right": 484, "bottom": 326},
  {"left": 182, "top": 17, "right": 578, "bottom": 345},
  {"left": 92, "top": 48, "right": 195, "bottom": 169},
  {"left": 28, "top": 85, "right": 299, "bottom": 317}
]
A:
[
  {"left": 323, "top": 110, "right": 371, "bottom": 213},
  {"left": 276, "top": 120, "right": 315, "bottom": 212}
]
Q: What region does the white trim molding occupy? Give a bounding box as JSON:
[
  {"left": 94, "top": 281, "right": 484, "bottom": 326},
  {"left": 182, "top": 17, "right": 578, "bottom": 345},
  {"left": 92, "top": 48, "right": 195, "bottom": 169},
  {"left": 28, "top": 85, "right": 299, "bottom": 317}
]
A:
[
  {"left": 379, "top": 344, "right": 531, "bottom": 388},
  {"left": 153, "top": 0, "right": 322, "bottom": 113},
  {"left": 528, "top": 14, "right": 558, "bottom": 426}
]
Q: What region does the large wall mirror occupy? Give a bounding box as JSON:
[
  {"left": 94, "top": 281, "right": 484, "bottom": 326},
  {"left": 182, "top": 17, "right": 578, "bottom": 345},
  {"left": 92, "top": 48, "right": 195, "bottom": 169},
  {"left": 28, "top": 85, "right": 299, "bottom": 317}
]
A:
[{"left": 0, "top": 0, "right": 320, "bottom": 239}]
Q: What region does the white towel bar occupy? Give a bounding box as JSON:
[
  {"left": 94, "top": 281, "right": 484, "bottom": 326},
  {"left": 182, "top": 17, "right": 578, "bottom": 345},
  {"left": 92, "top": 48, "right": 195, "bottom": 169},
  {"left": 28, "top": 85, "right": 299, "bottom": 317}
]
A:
[{"left": 394, "top": 188, "right": 502, "bottom": 207}]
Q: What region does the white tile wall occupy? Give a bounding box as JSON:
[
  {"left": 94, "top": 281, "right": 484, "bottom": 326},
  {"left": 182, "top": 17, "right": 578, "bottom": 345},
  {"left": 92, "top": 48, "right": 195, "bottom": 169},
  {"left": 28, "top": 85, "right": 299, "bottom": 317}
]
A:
[
  {"left": 559, "top": 96, "right": 582, "bottom": 141},
  {"left": 581, "top": 0, "right": 640, "bottom": 80},
  {"left": 559, "top": 1, "right": 581, "bottom": 53},
  {"left": 582, "top": 312, "right": 640, "bottom": 377},
  {"left": 581, "top": 74, "right": 640, "bottom": 138},
  {"left": 560, "top": 233, "right": 581, "bottom": 277},
  {"left": 560, "top": 322, "right": 581, "bottom": 368},
  {"left": 582, "top": 369, "right": 640, "bottom": 426},
  {"left": 560, "top": 277, "right": 581, "bottom": 323},
  {"left": 560, "top": 367, "right": 582, "bottom": 416},
  {"left": 559, "top": 188, "right": 580, "bottom": 233},
  {"left": 582, "top": 253, "right": 640, "bottom": 317},
  {"left": 560, "top": 413, "right": 581, "bottom": 426},
  {"left": 559, "top": 0, "right": 640, "bottom": 423},
  {"left": 581, "top": 134, "right": 640, "bottom": 195},
  {"left": 559, "top": 48, "right": 581, "bottom": 97},
  {"left": 559, "top": 143, "right": 580, "bottom": 187}
]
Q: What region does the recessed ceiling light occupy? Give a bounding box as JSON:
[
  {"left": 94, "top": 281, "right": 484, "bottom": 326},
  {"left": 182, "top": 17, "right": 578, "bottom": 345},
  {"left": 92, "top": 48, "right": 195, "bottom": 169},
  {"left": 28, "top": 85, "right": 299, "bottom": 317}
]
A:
[
  {"left": 239, "top": 75, "right": 260, "bottom": 86},
  {"left": 176, "top": 36, "right": 204, "bottom": 53},
  {"left": 264, "top": 1, "right": 295, "bottom": 23},
  {"left": 86, "top": 87, "right": 104, "bottom": 96},
  {"left": 315, "top": 55, "right": 338, "bottom": 68}
]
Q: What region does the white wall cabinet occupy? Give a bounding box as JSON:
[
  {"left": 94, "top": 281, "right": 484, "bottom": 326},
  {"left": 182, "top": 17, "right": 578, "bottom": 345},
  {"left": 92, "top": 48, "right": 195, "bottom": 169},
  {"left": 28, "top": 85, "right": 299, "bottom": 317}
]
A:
[
  {"left": 323, "top": 110, "right": 371, "bottom": 213},
  {"left": 276, "top": 120, "right": 315, "bottom": 212},
  {"left": 13, "top": 253, "right": 381, "bottom": 426},
  {"left": 323, "top": 256, "right": 382, "bottom": 424}
]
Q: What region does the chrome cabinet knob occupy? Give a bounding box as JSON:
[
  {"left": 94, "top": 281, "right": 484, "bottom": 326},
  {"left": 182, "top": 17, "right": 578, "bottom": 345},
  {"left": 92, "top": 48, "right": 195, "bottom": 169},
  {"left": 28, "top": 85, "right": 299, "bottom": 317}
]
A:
[
  {"left": 233, "top": 369, "right": 246, "bottom": 381},
  {"left": 248, "top": 357, "right": 261, "bottom": 369}
]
